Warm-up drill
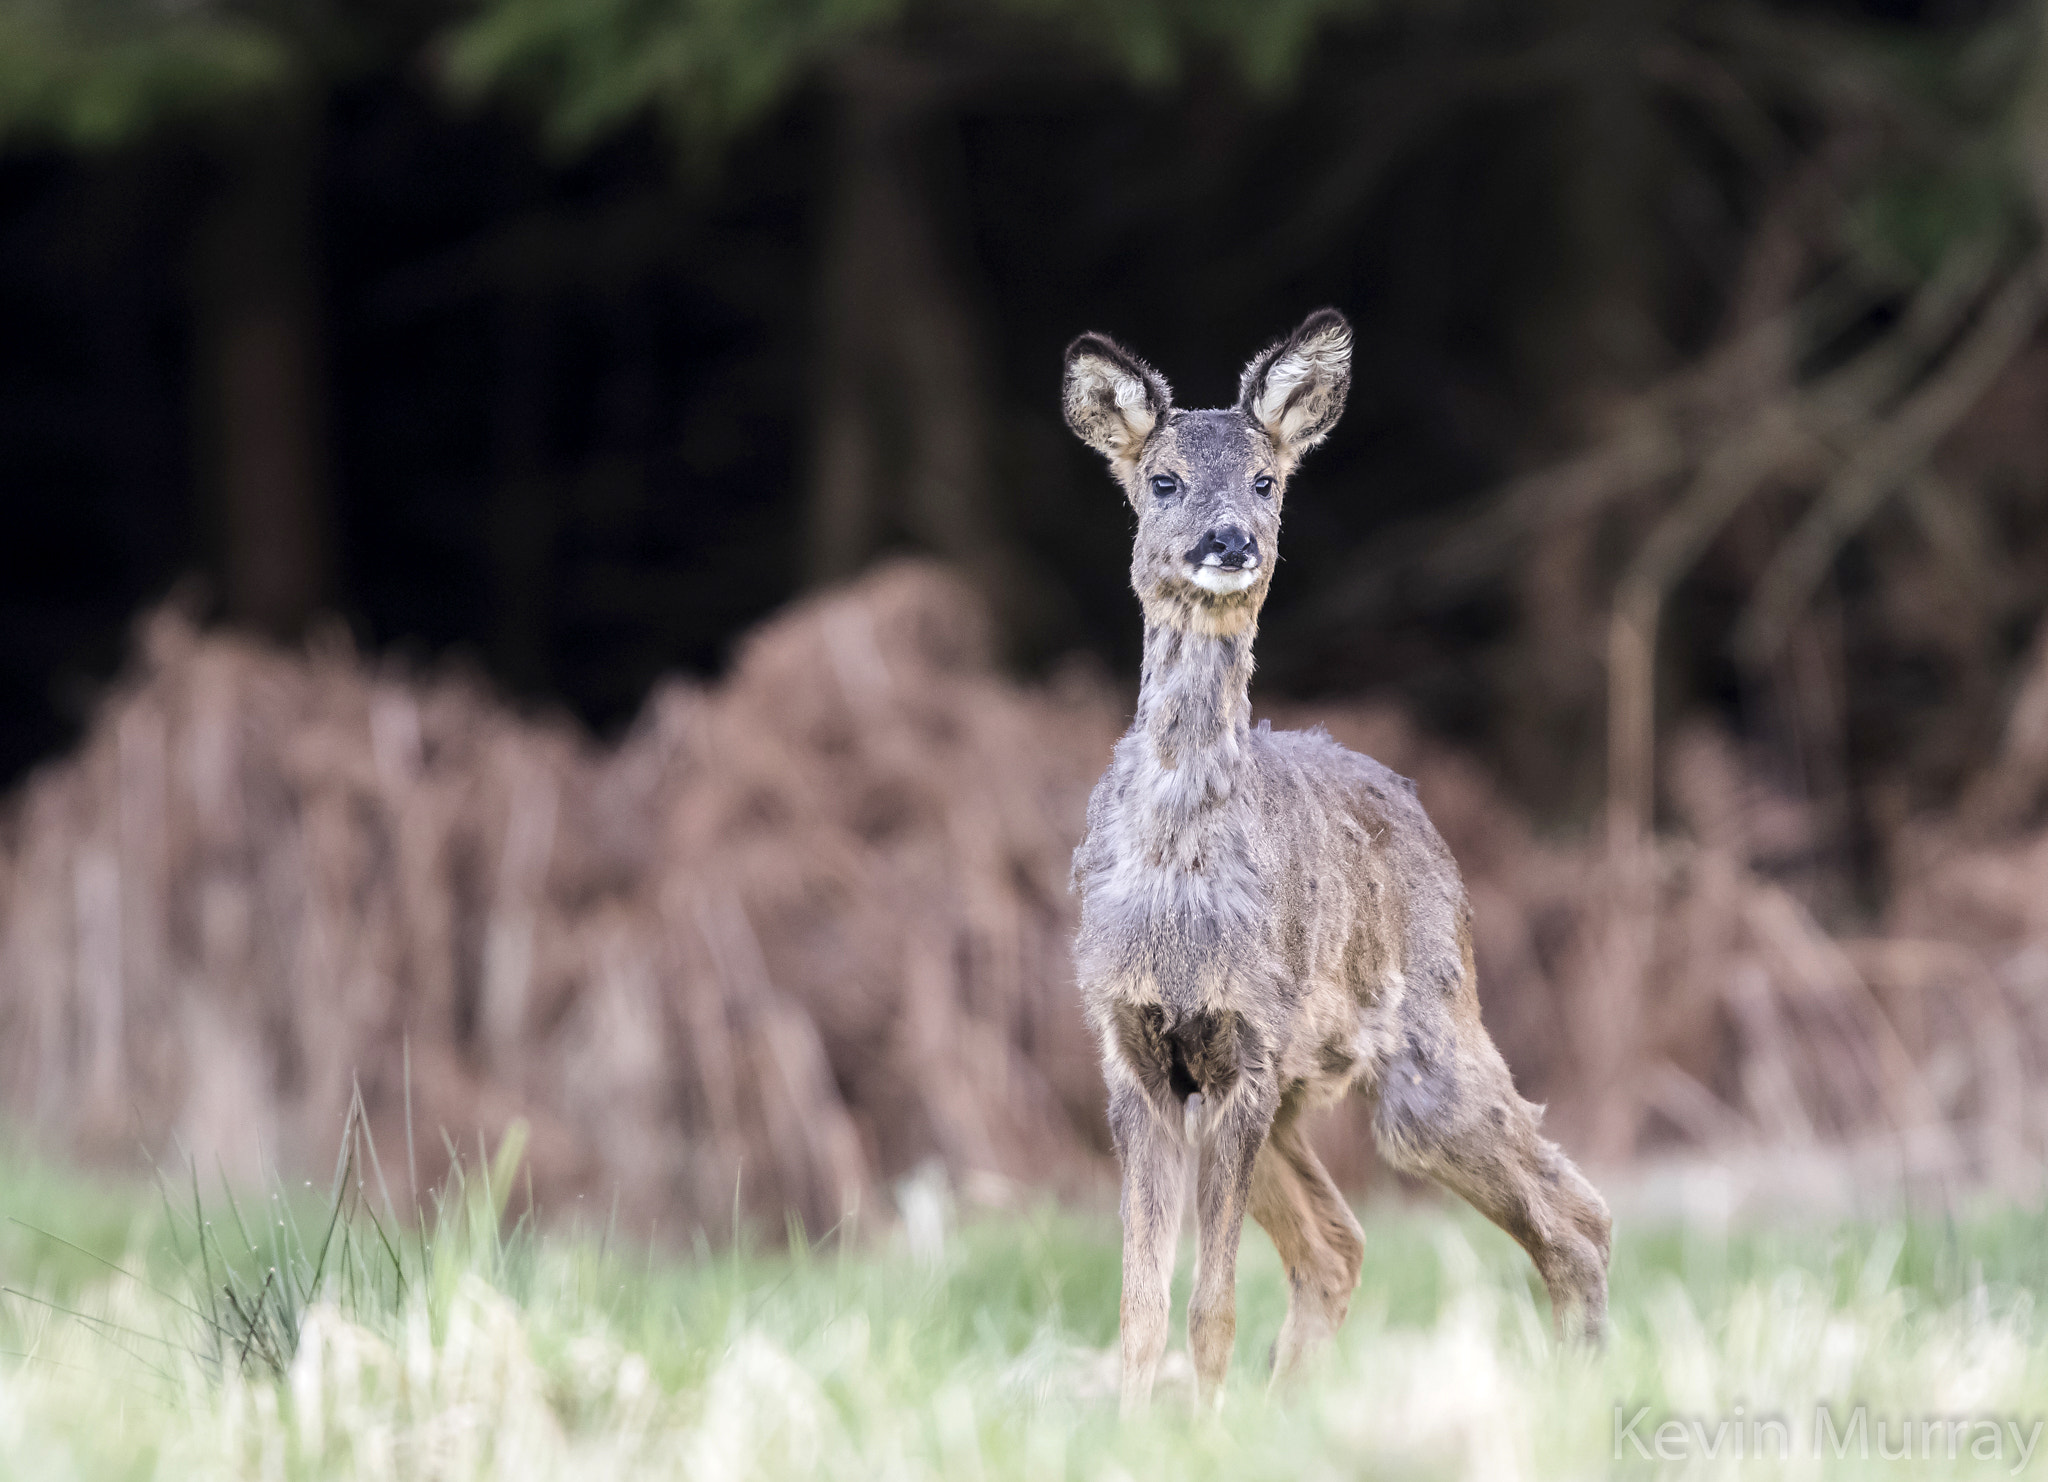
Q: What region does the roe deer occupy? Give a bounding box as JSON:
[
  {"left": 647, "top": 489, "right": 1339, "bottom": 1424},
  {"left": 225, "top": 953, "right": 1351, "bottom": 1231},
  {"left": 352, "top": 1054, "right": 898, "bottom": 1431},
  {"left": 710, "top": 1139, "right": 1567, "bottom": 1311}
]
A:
[{"left": 1063, "top": 309, "right": 1611, "bottom": 1415}]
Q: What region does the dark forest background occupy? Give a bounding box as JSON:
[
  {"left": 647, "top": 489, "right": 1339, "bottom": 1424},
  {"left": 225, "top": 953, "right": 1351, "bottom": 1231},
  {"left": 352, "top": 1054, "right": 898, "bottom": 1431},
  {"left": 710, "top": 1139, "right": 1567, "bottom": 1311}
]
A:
[{"left": 0, "top": 1, "right": 2013, "bottom": 792}]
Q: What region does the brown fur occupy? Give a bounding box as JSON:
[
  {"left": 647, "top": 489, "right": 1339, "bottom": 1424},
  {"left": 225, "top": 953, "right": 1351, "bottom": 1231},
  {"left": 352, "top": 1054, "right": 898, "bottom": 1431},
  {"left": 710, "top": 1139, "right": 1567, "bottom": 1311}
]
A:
[{"left": 1063, "top": 311, "right": 1611, "bottom": 1414}]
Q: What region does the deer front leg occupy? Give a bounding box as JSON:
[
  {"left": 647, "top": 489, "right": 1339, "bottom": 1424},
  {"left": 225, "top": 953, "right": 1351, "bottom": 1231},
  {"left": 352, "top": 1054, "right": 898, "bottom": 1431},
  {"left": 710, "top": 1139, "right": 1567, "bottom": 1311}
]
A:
[
  {"left": 1187, "top": 1087, "right": 1274, "bottom": 1412},
  {"left": 1110, "top": 1083, "right": 1190, "bottom": 1417}
]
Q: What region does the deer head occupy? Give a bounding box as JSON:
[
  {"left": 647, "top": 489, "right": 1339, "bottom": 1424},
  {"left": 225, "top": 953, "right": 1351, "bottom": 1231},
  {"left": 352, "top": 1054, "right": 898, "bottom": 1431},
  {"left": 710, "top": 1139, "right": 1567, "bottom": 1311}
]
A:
[{"left": 1062, "top": 309, "right": 1352, "bottom": 635}]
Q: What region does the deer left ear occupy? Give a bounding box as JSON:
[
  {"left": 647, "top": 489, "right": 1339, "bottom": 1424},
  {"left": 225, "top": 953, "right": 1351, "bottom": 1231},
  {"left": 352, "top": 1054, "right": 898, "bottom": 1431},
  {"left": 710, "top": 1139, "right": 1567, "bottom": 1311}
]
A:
[{"left": 1238, "top": 308, "right": 1352, "bottom": 461}]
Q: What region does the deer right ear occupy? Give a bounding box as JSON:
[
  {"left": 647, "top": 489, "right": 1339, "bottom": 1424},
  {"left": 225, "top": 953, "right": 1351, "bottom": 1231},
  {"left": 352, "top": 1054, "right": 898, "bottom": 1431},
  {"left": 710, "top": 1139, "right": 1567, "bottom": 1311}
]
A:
[{"left": 1063, "top": 333, "right": 1172, "bottom": 474}]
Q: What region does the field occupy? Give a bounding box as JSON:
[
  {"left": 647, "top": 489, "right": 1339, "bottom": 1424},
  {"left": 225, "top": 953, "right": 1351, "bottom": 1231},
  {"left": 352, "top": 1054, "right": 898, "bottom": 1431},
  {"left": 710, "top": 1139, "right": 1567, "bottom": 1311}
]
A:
[{"left": 3, "top": 1143, "right": 2048, "bottom": 1481}]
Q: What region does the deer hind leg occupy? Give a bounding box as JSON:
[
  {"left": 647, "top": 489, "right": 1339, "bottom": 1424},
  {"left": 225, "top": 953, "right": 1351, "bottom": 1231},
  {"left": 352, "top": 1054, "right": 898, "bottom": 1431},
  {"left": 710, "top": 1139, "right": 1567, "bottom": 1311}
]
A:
[
  {"left": 1372, "top": 1025, "right": 1611, "bottom": 1343},
  {"left": 1109, "top": 1081, "right": 1191, "bottom": 1416},
  {"left": 1248, "top": 1100, "right": 1364, "bottom": 1383}
]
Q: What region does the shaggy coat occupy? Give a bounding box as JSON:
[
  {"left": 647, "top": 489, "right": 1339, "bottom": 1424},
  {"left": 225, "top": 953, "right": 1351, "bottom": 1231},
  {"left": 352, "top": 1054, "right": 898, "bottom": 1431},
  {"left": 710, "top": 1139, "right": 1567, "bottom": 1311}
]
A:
[{"left": 1064, "top": 310, "right": 1611, "bottom": 1414}]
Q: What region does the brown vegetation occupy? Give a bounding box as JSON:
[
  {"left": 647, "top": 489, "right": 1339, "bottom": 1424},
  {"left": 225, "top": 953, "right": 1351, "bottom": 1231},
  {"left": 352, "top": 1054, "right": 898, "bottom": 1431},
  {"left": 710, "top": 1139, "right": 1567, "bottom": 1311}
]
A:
[
  {"left": 4, "top": 558, "right": 2048, "bottom": 1233},
  {"left": 0, "top": 564, "right": 1113, "bottom": 1235}
]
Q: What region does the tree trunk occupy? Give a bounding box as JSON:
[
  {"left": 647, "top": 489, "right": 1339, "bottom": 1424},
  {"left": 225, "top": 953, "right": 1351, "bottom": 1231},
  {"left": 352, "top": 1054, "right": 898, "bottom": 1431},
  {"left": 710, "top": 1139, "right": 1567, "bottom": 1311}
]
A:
[
  {"left": 1529, "top": 0, "right": 1672, "bottom": 400},
  {"left": 490, "top": 297, "right": 556, "bottom": 694},
  {"left": 190, "top": 111, "right": 332, "bottom": 640},
  {"left": 806, "top": 54, "right": 1017, "bottom": 610}
]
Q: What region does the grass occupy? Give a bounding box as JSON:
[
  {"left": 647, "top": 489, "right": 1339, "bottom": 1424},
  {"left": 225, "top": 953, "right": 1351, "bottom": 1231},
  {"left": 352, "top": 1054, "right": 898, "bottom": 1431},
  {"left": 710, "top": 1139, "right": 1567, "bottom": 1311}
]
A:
[{"left": 3, "top": 1137, "right": 2048, "bottom": 1481}]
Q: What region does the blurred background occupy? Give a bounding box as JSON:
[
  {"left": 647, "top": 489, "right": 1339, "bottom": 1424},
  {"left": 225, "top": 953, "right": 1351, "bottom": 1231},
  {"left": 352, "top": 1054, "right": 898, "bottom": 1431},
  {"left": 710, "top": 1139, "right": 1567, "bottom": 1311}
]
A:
[{"left": 4, "top": 0, "right": 2048, "bottom": 1237}]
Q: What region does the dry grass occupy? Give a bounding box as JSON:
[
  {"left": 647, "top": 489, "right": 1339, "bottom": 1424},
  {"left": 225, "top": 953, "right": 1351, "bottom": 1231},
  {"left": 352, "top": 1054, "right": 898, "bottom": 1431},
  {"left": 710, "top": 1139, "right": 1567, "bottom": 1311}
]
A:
[
  {"left": 3, "top": 560, "right": 2048, "bottom": 1231},
  {"left": 0, "top": 563, "right": 1117, "bottom": 1236}
]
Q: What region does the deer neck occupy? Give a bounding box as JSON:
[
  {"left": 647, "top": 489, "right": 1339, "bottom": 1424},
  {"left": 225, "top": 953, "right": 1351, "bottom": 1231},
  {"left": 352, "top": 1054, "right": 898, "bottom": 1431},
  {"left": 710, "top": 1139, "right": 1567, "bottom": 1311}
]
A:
[{"left": 1132, "top": 618, "right": 1256, "bottom": 833}]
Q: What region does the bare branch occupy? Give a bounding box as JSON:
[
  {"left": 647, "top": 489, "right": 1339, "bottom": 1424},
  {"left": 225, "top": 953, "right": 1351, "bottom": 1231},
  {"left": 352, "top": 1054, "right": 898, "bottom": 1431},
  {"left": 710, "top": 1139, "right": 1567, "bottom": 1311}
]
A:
[{"left": 1735, "top": 258, "right": 2048, "bottom": 667}]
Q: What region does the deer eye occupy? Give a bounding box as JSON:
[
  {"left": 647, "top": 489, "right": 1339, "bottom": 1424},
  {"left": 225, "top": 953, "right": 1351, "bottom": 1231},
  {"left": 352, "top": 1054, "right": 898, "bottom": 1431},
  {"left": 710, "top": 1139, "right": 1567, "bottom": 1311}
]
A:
[
  {"left": 1150, "top": 475, "right": 1180, "bottom": 499},
  {"left": 1253, "top": 474, "right": 1275, "bottom": 497}
]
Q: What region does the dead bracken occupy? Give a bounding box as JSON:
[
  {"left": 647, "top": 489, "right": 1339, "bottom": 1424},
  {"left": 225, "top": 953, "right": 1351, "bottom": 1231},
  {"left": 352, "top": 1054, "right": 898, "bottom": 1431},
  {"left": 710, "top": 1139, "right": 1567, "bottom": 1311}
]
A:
[{"left": 1, "top": 560, "right": 2046, "bottom": 1233}]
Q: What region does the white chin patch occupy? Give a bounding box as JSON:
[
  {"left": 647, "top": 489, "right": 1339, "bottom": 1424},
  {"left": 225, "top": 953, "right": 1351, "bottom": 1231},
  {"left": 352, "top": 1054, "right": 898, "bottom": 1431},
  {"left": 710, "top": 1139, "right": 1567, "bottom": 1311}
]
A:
[{"left": 1190, "top": 565, "right": 1260, "bottom": 595}]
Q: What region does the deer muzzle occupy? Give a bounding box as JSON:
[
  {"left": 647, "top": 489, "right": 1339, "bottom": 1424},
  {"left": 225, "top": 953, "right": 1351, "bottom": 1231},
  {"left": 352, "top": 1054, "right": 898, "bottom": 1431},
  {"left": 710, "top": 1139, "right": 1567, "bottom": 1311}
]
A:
[{"left": 1187, "top": 525, "right": 1261, "bottom": 592}]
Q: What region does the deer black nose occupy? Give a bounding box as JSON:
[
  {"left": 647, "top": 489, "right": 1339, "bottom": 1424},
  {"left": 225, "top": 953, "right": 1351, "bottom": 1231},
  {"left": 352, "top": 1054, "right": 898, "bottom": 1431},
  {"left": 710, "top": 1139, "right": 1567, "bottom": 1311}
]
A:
[{"left": 1188, "top": 525, "right": 1259, "bottom": 570}]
